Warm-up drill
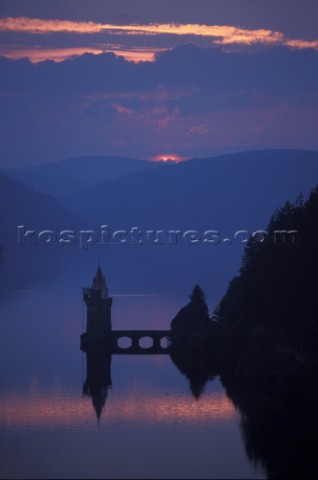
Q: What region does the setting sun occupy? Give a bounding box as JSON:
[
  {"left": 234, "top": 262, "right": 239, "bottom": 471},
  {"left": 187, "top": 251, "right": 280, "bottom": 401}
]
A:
[{"left": 152, "top": 154, "right": 183, "bottom": 163}]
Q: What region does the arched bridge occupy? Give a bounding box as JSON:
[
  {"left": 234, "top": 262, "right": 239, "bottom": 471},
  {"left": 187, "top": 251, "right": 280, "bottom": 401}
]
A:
[{"left": 112, "top": 330, "right": 170, "bottom": 354}]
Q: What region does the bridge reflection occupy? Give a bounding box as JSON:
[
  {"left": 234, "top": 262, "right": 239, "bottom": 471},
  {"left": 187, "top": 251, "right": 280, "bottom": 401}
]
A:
[
  {"left": 82, "top": 343, "right": 218, "bottom": 422},
  {"left": 82, "top": 335, "right": 170, "bottom": 421}
]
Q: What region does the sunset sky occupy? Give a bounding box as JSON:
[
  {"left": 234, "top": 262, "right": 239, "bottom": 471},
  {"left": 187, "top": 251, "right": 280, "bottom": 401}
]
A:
[{"left": 1, "top": 0, "right": 318, "bottom": 166}]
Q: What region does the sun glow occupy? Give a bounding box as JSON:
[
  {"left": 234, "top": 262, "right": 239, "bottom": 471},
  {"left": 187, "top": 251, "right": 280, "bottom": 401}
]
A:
[
  {"left": 0, "top": 389, "right": 236, "bottom": 428},
  {"left": 152, "top": 154, "right": 183, "bottom": 163}
]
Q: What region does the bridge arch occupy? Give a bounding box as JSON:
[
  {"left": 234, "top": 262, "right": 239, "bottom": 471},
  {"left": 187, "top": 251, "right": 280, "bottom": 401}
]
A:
[
  {"left": 160, "top": 336, "right": 169, "bottom": 349},
  {"left": 139, "top": 336, "right": 154, "bottom": 349},
  {"left": 117, "top": 336, "right": 132, "bottom": 349}
]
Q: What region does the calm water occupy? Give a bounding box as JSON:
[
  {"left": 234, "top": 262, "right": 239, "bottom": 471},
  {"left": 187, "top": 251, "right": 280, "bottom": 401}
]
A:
[{"left": 0, "top": 253, "right": 264, "bottom": 479}]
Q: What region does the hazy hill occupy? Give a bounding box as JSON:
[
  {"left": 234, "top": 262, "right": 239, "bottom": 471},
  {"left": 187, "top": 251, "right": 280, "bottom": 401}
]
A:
[
  {"left": 0, "top": 173, "right": 82, "bottom": 247},
  {"left": 0, "top": 173, "right": 89, "bottom": 292},
  {"left": 60, "top": 149, "right": 318, "bottom": 301},
  {"left": 2, "top": 150, "right": 318, "bottom": 301},
  {"left": 2, "top": 155, "right": 157, "bottom": 200},
  {"left": 66, "top": 149, "right": 318, "bottom": 230}
]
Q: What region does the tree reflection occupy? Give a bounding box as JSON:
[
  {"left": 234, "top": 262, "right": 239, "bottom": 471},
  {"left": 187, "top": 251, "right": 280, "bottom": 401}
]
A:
[
  {"left": 170, "top": 349, "right": 217, "bottom": 399},
  {"left": 222, "top": 374, "right": 318, "bottom": 479}
]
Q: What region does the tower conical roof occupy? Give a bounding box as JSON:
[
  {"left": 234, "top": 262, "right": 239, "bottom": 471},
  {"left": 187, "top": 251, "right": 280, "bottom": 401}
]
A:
[{"left": 92, "top": 265, "right": 108, "bottom": 297}]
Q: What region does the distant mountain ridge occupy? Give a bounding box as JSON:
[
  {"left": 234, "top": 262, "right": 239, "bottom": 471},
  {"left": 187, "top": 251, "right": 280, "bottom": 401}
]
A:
[
  {"left": 64, "top": 149, "right": 318, "bottom": 230},
  {"left": 2, "top": 149, "right": 318, "bottom": 301},
  {"left": 2, "top": 155, "right": 157, "bottom": 200}
]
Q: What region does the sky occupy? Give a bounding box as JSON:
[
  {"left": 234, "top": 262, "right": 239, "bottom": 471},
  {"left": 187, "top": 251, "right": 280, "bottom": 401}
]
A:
[{"left": 0, "top": 0, "right": 318, "bottom": 166}]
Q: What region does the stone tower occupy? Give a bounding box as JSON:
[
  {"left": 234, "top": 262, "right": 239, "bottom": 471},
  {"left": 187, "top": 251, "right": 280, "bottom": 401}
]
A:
[{"left": 82, "top": 265, "right": 112, "bottom": 346}]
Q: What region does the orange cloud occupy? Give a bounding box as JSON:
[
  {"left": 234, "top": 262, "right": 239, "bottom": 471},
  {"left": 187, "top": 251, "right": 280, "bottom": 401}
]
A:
[
  {"left": 1, "top": 17, "right": 317, "bottom": 65},
  {"left": 0, "top": 45, "right": 163, "bottom": 63},
  {"left": 0, "top": 46, "right": 103, "bottom": 63},
  {"left": 0, "top": 17, "right": 283, "bottom": 45},
  {"left": 187, "top": 124, "right": 215, "bottom": 136},
  {"left": 111, "top": 103, "right": 135, "bottom": 115},
  {"left": 285, "top": 39, "right": 318, "bottom": 49},
  {"left": 111, "top": 104, "right": 181, "bottom": 130},
  {"left": 0, "top": 17, "right": 104, "bottom": 34}
]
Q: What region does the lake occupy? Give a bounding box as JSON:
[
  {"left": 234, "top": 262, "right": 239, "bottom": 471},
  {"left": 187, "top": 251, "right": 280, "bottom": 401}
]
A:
[{"left": 0, "top": 252, "right": 264, "bottom": 479}]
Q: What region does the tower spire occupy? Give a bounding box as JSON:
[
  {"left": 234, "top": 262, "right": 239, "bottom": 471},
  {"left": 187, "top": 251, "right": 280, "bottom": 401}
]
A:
[
  {"left": 92, "top": 263, "right": 108, "bottom": 298},
  {"left": 81, "top": 264, "right": 113, "bottom": 350}
]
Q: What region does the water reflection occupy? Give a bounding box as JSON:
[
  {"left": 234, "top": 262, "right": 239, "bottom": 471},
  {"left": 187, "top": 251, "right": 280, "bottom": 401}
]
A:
[
  {"left": 0, "top": 258, "right": 261, "bottom": 479},
  {"left": 80, "top": 347, "right": 235, "bottom": 425},
  {"left": 222, "top": 376, "right": 318, "bottom": 480},
  {"left": 82, "top": 347, "right": 112, "bottom": 422},
  {"left": 0, "top": 383, "right": 235, "bottom": 430},
  {"left": 78, "top": 345, "right": 318, "bottom": 479},
  {"left": 170, "top": 349, "right": 218, "bottom": 399}
]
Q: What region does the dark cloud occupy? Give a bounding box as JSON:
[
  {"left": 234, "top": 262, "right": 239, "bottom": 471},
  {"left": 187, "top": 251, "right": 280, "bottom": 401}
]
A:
[
  {"left": 0, "top": 44, "right": 318, "bottom": 166},
  {"left": 2, "top": 45, "right": 317, "bottom": 97}
]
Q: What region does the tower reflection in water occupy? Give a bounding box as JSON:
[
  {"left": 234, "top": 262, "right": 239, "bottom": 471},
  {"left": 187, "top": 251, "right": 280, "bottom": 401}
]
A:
[{"left": 82, "top": 347, "right": 112, "bottom": 422}]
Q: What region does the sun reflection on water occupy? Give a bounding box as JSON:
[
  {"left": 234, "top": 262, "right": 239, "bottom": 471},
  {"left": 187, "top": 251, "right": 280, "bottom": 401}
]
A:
[{"left": 0, "top": 387, "right": 236, "bottom": 430}]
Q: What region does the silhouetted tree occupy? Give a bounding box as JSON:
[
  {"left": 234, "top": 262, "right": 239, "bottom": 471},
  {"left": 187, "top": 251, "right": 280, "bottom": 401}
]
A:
[
  {"left": 216, "top": 185, "right": 318, "bottom": 480},
  {"left": 189, "top": 284, "right": 209, "bottom": 316},
  {"left": 170, "top": 284, "right": 216, "bottom": 352},
  {"left": 217, "top": 184, "right": 318, "bottom": 399}
]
